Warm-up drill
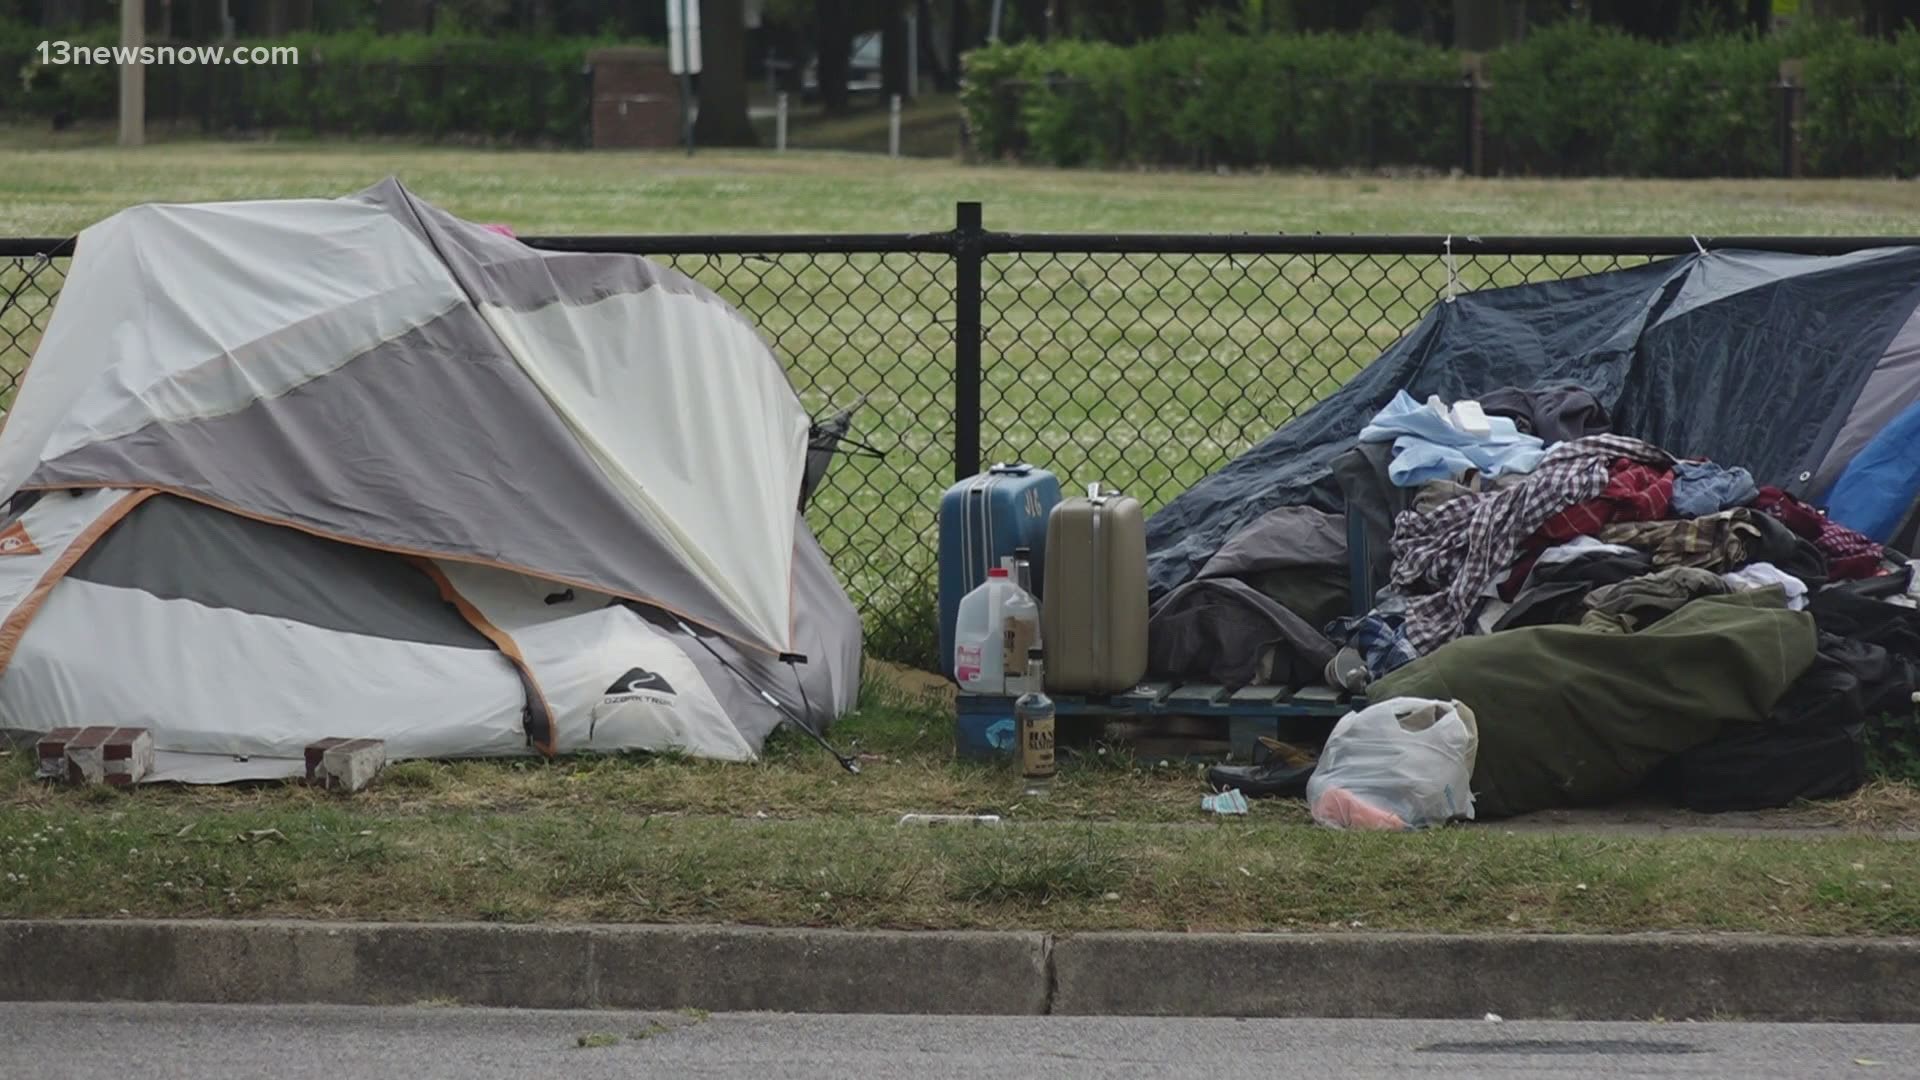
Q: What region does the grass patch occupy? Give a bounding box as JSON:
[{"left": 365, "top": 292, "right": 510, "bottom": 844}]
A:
[
  {"left": 8, "top": 140, "right": 1920, "bottom": 236},
  {"left": 945, "top": 827, "right": 1127, "bottom": 905},
  {"left": 575, "top": 1032, "right": 621, "bottom": 1049},
  {"left": 3, "top": 802, "right": 1919, "bottom": 935},
  {"left": 4, "top": 681, "right": 1919, "bottom": 935}
]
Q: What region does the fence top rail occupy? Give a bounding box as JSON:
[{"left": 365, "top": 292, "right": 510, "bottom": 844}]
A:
[
  {"left": 977, "top": 233, "right": 1920, "bottom": 257},
  {"left": 4, "top": 232, "right": 1919, "bottom": 260}
]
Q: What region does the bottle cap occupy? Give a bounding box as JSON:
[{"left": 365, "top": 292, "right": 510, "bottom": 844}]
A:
[
  {"left": 1028, "top": 646, "right": 1044, "bottom": 660},
  {"left": 988, "top": 567, "right": 1009, "bottom": 578}
]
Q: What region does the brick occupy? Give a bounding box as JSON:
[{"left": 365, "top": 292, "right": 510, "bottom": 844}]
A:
[
  {"left": 309, "top": 738, "right": 386, "bottom": 794},
  {"left": 304, "top": 737, "right": 348, "bottom": 780},
  {"left": 34, "top": 727, "right": 79, "bottom": 779},
  {"left": 64, "top": 727, "right": 151, "bottom": 786}
]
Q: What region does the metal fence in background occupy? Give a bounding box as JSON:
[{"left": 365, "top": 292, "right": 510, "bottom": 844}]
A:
[{"left": 4, "top": 208, "right": 1915, "bottom": 665}]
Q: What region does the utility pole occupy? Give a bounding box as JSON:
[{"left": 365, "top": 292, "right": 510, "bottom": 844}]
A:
[
  {"left": 668, "top": 0, "right": 701, "bottom": 156},
  {"left": 119, "top": 0, "right": 145, "bottom": 147}
]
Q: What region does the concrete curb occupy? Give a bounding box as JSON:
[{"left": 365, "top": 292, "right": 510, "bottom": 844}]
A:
[{"left": 3, "top": 920, "right": 1918, "bottom": 1021}]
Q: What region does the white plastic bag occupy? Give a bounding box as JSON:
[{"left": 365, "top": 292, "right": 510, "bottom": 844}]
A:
[{"left": 1305, "top": 697, "right": 1479, "bottom": 831}]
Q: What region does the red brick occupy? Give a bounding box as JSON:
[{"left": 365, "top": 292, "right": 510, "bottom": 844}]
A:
[
  {"left": 304, "top": 738, "right": 348, "bottom": 777},
  {"left": 62, "top": 726, "right": 114, "bottom": 752},
  {"left": 35, "top": 727, "right": 80, "bottom": 777},
  {"left": 63, "top": 727, "right": 152, "bottom": 786}
]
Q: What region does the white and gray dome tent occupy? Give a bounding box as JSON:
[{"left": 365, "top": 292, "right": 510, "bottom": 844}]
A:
[{"left": 0, "top": 179, "right": 861, "bottom": 782}]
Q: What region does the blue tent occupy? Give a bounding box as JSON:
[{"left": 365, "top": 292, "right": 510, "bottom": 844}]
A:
[{"left": 1146, "top": 247, "right": 1920, "bottom": 597}]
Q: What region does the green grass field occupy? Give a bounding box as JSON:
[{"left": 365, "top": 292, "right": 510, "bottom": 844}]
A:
[{"left": 6, "top": 143, "right": 1920, "bottom": 658}]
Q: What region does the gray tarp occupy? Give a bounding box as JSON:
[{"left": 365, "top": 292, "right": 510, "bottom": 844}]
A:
[{"left": 1147, "top": 248, "right": 1920, "bottom": 598}]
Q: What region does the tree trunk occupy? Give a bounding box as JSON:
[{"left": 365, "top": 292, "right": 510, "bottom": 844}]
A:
[
  {"left": 42, "top": 0, "right": 90, "bottom": 27},
  {"left": 815, "top": 0, "right": 851, "bottom": 114},
  {"left": 258, "top": 0, "right": 315, "bottom": 34},
  {"left": 380, "top": 0, "right": 436, "bottom": 32},
  {"left": 949, "top": 0, "right": 971, "bottom": 74},
  {"left": 1012, "top": 0, "right": 1045, "bottom": 40},
  {"left": 1129, "top": 0, "right": 1163, "bottom": 42},
  {"left": 693, "top": 0, "right": 758, "bottom": 146},
  {"left": 918, "top": 0, "right": 952, "bottom": 92},
  {"left": 1452, "top": 0, "right": 1507, "bottom": 50},
  {"left": 881, "top": 4, "right": 910, "bottom": 98},
  {"left": 1859, "top": 0, "right": 1920, "bottom": 34}
]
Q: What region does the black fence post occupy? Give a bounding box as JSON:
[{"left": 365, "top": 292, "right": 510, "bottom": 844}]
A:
[{"left": 952, "top": 201, "right": 984, "bottom": 483}]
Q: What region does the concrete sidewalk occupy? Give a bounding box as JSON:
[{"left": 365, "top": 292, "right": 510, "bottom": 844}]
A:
[{"left": 4, "top": 920, "right": 1918, "bottom": 1022}]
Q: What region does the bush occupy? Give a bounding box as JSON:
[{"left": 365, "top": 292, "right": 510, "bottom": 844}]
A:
[
  {"left": 961, "top": 20, "right": 1920, "bottom": 177},
  {"left": 0, "top": 21, "right": 616, "bottom": 144},
  {"left": 1, "top": 20, "right": 120, "bottom": 121},
  {"left": 964, "top": 30, "right": 1461, "bottom": 171},
  {"left": 1801, "top": 30, "right": 1920, "bottom": 178}
]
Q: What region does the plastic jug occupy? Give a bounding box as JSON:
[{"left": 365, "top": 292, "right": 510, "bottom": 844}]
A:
[
  {"left": 955, "top": 568, "right": 1039, "bottom": 694},
  {"left": 1000, "top": 581, "right": 1041, "bottom": 695}
]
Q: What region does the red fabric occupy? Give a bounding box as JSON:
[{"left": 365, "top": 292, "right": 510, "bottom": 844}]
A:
[
  {"left": 1753, "top": 486, "right": 1885, "bottom": 580},
  {"left": 1535, "top": 459, "right": 1674, "bottom": 543},
  {"left": 1501, "top": 460, "right": 1673, "bottom": 601},
  {"left": 1752, "top": 486, "right": 1824, "bottom": 540},
  {"left": 1498, "top": 552, "right": 1541, "bottom": 602},
  {"left": 1829, "top": 554, "right": 1884, "bottom": 581},
  {"left": 1819, "top": 519, "right": 1880, "bottom": 559}
]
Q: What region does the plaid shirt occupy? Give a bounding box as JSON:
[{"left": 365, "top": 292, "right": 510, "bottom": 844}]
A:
[
  {"left": 1537, "top": 460, "right": 1675, "bottom": 542},
  {"left": 1598, "top": 510, "right": 1763, "bottom": 571},
  {"left": 1391, "top": 434, "right": 1674, "bottom": 654},
  {"left": 1754, "top": 486, "right": 1885, "bottom": 580}
]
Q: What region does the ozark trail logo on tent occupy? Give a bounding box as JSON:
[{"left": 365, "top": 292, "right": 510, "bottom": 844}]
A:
[
  {"left": 0, "top": 521, "right": 39, "bottom": 556},
  {"left": 602, "top": 667, "right": 676, "bottom": 705}
]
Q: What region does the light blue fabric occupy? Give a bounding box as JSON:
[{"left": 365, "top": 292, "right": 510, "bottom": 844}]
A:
[
  {"left": 1671, "top": 460, "right": 1757, "bottom": 518},
  {"left": 985, "top": 718, "right": 1017, "bottom": 750},
  {"left": 1827, "top": 396, "right": 1920, "bottom": 543},
  {"left": 1359, "top": 391, "right": 1546, "bottom": 487}
]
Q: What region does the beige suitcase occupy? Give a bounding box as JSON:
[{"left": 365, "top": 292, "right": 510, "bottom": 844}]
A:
[{"left": 1041, "top": 484, "right": 1149, "bottom": 694}]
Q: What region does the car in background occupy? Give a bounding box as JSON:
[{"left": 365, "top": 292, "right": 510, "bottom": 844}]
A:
[{"left": 796, "top": 32, "right": 883, "bottom": 101}]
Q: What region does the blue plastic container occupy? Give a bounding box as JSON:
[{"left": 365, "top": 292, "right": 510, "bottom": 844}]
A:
[
  {"left": 954, "top": 693, "right": 1019, "bottom": 760},
  {"left": 937, "top": 463, "right": 1061, "bottom": 679}
]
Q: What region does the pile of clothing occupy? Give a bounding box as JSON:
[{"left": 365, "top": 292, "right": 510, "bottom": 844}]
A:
[{"left": 1192, "top": 383, "right": 1920, "bottom": 818}]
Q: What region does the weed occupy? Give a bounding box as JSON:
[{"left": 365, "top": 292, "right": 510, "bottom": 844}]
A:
[
  {"left": 866, "top": 566, "right": 941, "bottom": 672},
  {"left": 576, "top": 1032, "right": 621, "bottom": 1049},
  {"left": 378, "top": 761, "right": 448, "bottom": 793},
  {"left": 944, "top": 828, "right": 1127, "bottom": 905},
  {"left": 1868, "top": 708, "right": 1920, "bottom": 785}
]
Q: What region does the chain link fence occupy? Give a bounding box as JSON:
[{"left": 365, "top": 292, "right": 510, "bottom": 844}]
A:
[{"left": 4, "top": 213, "right": 1907, "bottom": 667}]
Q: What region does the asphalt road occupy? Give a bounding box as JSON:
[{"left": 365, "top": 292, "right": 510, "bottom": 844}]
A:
[{"left": 4, "top": 1002, "right": 1918, "bottom": 1080}]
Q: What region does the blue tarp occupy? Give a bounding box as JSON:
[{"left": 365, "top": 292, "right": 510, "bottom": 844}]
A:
[
  {"left": 1146, "top": 248, "right": 1920, "bottom": 598},
  {"left": 1827, "top": 396, "right": 1920, "bottom": 543}
]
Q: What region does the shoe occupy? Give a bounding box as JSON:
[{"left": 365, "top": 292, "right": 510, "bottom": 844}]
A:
[{"left": 1206, "top": 759, "right": 1317, "bottom": 800}]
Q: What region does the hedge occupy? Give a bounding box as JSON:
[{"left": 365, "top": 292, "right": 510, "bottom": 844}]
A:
[
  {"left": 961, "top": 32, "right": 1462, "bottom": 170},
  {"left": 0, "top": 23, "right": 620, "bottom": 143},
  {"left": 962, "top": 21, "right": 1920, "bottom": 177}
]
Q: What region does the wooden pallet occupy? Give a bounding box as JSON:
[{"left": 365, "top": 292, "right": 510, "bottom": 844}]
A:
[{"left": 955, "top": 681, "right": 1360, "bottom": 761}]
